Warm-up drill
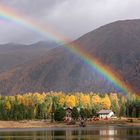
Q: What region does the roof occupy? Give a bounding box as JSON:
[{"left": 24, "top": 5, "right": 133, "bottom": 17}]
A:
[
  {"left": 65, "top": 107, "right": 72, "bottom": 111},
  {"left": 97, "top": 110, "right": 113, "bottom": 114}
]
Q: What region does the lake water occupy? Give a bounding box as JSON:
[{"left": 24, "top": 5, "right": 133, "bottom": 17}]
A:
[{"left": 0, "top": 126, "right": 139, "bottom": 140}]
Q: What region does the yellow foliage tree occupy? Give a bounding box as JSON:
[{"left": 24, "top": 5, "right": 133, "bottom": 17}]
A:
[
  {"left": 4, "top": 100, "right": 11, "bottom": 110},
  {"left": 80, "top": 94, "right": 90, "bottom": 108},
  {"left": 92, "top": 94, "right": 101, "bottom": 106},
  {"left": 101, "top": 94, "right": 111, "bottom": 109},
  {"left": 33, "top": 92, "right": 45, "bottom": 104},
  {"left": 59, "top": 96, "right": 65, "bottom": 107},
  {"left": 65, "top": 95, "right": 76, "bottom": 108}
]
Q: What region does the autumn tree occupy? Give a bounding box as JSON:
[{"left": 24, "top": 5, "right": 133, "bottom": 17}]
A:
[
  {"left": 101, "top": 94, "right": 111, "bottom": 109},
  {"left": 65, "top": 95, "right": 76, "bottom": 108},
  {"left": 110, "top": 93, "right": 119, "bottom": 116},
  {"left": 92, "top": 94, "right": 101, "bottom": 105},
  {"left": 80, "top": 94, "right": 90, "bottom": 108},
  {"left": 4, "top": 100, "right": 11, "bottom": 110}
]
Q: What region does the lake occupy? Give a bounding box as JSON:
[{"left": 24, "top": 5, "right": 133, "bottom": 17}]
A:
[{"left": 0, "top": 126, "right": 139, "bottom": 140}]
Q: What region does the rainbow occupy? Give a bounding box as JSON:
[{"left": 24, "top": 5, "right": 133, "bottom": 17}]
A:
[{"left": 0, "top": 5, "right": 137, "bottom": 96}]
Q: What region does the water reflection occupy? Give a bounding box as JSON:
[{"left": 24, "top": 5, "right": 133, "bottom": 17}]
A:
[
  {"left": 99, "top": 128, "right": 117, "bottom": 140},
  {"left": 0, "top": 126, "right": 139, "bottom": 140},
  {"left": 100, "top": 128, "right": 117, "bottom": 135}
]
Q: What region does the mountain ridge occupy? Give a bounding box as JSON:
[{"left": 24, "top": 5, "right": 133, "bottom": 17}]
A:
[
  {"left": 0, "top": 41, "right": 58, "bottom": 73},
  {"left": 0, "top": 19, "right": 140, "bottom": 95}
]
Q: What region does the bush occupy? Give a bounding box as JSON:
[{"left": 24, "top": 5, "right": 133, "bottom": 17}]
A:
[
  {"left": 80, "top": 108, "right": 92, "bottom": 119},
  {"left": 72, "top": 107, "right": 79, "bottom": 120},
  {"left": 54, "top": 107, "right": 65, "bottom": 121}
]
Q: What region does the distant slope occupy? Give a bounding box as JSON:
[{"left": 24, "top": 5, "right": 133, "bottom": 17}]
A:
[
  {"left": 0, "top": 19, "right": 140, "bottom": 95},
  {"left": 0, "top": 41, "right": 58, "bottom": 73}
]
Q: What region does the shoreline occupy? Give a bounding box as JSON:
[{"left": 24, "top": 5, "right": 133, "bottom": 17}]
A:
[
  {"left": 0, "top": 125, "right": 140, "bottom": 132},
  {"left": 0, "top": 119, "right": 140, "bottom": 129}
]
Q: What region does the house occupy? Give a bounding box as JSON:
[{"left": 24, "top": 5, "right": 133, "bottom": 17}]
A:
[
  {"left": 97, "top": 110, "right": 114, "bottom": 119},
  {"left": 64, "top": 107, "right": 73, "bottom": 124},
  {"left": 65, "top": 107, "right": 72, "bottom": 117}
]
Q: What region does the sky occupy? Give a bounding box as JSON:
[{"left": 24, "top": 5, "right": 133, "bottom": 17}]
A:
[{"left": 0, "top": 0, "right": 140, "bottom": 44}]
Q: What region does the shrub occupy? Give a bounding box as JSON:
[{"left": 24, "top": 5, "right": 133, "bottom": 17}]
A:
[
  {"left": 54, "top": 107, "right": 65, "bottom": 121},
  {"left": 72, "top": 107, "right": 79, "bottom": 120}
]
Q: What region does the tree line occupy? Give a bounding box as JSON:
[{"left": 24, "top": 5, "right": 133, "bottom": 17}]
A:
[{"left": 0, "top": 92, "right": 139, "bottom": 121}]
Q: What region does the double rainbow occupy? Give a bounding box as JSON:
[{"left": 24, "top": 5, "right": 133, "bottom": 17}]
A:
[{"left": 0, "top": 5, "right": 136, "bottom": 96}]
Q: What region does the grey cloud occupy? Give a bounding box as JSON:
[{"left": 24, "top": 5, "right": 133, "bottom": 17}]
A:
[
  {"left": 0, "top": 0, "right": 140, "bottom": 43},
  {"left": 0, "top": 0, "right": 62, "bottom": 17},
  {"left": 45, "top": 0, "right": 140, "bottom": 39}
]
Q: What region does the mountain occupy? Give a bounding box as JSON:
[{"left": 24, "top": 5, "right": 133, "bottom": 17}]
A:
[
  {"left": 0, "top": 19, "right": 140, "bottom": 95},
  {"left": 0, "top": 41, "right": 58, "bottom": 73}
]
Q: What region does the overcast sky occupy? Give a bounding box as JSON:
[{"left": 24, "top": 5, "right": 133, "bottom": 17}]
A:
[{"left": 0, "top": 0, "right": 140, "bottom": 44}]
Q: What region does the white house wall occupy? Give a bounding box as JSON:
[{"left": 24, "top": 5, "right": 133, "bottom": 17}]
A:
[{"left": 99, "top": 112, "right": 114, "bottom": 118}]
